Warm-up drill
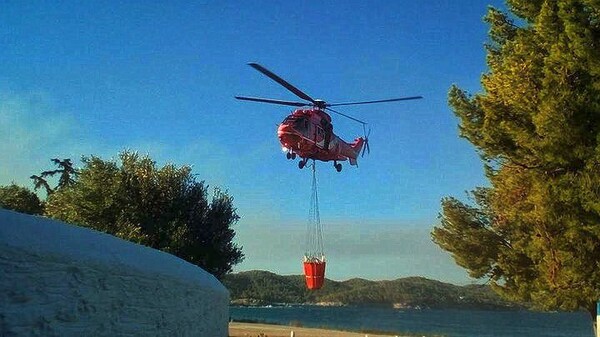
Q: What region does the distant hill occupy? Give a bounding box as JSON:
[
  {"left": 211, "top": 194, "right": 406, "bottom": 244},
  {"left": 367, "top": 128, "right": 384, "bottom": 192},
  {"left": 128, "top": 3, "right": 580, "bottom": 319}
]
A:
[{"left": 222, "top": 270, "right": 520, "bottom": 309}]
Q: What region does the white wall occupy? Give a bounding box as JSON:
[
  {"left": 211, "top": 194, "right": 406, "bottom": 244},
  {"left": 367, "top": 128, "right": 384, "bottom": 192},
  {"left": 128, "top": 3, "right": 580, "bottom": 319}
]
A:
[{"left": 0, "top": 209, "right": 229, "bottom": 337}]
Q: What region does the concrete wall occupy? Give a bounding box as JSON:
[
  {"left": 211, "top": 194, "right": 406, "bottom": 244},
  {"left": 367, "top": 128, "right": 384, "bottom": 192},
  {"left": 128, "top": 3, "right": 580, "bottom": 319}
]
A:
[{"left": 0, "top": 209, "right": 229, "bottom": 337}]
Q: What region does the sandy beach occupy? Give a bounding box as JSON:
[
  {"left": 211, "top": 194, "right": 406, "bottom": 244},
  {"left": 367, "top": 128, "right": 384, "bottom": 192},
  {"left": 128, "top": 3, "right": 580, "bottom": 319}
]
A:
[{"left": 229, "top": 322, "right": 401, "bottom": 337}]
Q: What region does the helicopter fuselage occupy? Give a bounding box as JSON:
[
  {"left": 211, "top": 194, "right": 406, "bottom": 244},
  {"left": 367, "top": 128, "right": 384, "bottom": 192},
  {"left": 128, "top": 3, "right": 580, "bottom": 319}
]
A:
[{"left": 277, "top": 108, "right": 364, "bottom": 171}]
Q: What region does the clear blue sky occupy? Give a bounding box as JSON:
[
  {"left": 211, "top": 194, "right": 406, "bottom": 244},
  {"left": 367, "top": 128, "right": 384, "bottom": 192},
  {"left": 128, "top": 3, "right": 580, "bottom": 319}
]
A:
[{"left": 1, "top": 1, "right": 505, "bottom": 284}]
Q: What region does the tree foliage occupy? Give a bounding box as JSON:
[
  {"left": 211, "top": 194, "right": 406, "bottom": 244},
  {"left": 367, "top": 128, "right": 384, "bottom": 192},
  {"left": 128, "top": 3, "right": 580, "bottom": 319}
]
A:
[
  {"left": 433, "top": 1, "right": 600, "bottom": 318},
  {"left": 30, "top": 158, "right": 78, "bottom": 196},
  {"left": 0, "top": 184, "right": 43, "bottom": 215},
  {"left": 44, "top": 151, "right": 244, "bottom": 279}
]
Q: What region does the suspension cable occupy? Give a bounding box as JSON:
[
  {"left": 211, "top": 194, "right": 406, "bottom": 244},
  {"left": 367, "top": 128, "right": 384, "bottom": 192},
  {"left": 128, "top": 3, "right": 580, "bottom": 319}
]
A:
[{"left": 305, "top": 160, "right": 324, "bottom": 261}]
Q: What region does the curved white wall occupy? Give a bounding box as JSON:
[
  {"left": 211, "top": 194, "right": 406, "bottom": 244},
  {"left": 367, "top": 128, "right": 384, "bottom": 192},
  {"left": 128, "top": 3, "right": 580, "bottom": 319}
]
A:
[{"left": 0, "top": 209, "right": 229, "bottom": 337}]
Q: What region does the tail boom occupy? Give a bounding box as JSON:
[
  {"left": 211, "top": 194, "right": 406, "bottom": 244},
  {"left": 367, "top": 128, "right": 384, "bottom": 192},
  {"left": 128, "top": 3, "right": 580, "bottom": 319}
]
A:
[{"left": 346, "top": 137, "right": 364, "bottom": 166}]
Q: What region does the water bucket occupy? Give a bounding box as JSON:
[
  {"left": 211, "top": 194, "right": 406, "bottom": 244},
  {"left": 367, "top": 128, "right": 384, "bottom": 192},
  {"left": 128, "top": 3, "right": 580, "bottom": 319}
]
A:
[{"left": 303, "top": 260, "right": 326, "bottom": 290}]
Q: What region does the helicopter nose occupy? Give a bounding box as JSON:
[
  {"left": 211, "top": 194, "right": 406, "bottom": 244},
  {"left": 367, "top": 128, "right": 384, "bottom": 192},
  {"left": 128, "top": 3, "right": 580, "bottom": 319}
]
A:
[{"left": 277, "top": 123, "right": 293, "bottom": 136}]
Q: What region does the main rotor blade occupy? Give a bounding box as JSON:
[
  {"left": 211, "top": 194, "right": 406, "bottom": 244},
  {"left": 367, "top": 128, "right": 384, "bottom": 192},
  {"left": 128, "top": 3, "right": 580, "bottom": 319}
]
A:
[
  {"left": 325, "top": 107, "right": 367, "bottom": 125},
  {"left": 235, "top": 96, "right": 308, "bottom": 107},
  {"left": 248, "top": 63, "right": 316, "bottom": 104},
  {"left": 328, "top": 96, "right": 423, "bottom": 107}
]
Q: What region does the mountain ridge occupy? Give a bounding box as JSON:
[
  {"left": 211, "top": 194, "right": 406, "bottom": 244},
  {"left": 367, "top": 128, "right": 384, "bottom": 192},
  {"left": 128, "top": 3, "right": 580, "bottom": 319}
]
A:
[{"left": 223, "top": 270, "right": 520, "bottom": 309}]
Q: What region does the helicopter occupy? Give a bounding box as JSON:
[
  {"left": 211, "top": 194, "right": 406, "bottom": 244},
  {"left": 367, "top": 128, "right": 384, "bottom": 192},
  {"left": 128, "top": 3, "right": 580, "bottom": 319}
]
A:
[{"left": 235, "top": 63, "right": 422, "bottom": 172}]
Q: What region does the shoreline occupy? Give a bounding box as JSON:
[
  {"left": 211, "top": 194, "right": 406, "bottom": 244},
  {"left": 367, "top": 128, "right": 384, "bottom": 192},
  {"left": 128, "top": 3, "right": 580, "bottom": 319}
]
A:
[{"left": 229, "top": 322, "right": 403, "bottom": 337}]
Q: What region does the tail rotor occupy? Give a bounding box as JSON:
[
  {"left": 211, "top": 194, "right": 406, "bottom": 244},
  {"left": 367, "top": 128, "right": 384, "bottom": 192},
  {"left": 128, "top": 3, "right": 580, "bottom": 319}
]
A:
[{"left": 361, "top": 125, "right": 371, "bottom": 157}]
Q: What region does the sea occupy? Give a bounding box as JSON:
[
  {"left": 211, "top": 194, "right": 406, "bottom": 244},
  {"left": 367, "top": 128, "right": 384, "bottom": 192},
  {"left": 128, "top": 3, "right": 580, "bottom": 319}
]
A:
[{"left": 230, "top": 305, "right": 594, "bottom": 337}]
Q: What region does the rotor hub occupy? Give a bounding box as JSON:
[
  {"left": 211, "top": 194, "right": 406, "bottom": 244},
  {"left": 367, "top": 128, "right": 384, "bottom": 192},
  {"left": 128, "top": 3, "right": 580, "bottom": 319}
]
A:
[{"left": 313, "top": 99, "right": 327, "bottom": 109}]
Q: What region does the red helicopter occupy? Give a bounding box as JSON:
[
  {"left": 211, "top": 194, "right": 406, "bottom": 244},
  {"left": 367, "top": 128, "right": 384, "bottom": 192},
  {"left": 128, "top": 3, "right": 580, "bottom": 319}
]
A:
[{"left": 236, "top": 63, "right": 422, "bottom": 172}]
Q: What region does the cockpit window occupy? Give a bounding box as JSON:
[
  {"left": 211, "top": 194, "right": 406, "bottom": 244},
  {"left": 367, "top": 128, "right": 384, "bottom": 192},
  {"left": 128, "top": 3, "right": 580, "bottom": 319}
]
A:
[{"left": 294, "top": 117, "right": 308, "bottom": 132}]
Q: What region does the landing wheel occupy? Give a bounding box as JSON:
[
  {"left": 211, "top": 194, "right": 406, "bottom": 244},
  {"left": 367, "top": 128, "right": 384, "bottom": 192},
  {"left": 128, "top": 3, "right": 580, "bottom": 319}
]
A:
[
  {"left": 299, "top": 160, "right": 306, "bottom": 169},
  {"left": 286, "top": 152, "right": 292, "bottom": 159},
  {"left": 291, "top": 153, "right": 297, "bottom": 160},
  {"left": 335, "top": 163, "right": 342, "bottom": 172}
]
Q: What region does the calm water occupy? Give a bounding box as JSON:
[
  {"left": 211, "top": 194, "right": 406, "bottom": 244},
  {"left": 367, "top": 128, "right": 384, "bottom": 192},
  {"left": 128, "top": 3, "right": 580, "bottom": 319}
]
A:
[{"left": 230, "top": 306, "right": 594, "bottom": 337}]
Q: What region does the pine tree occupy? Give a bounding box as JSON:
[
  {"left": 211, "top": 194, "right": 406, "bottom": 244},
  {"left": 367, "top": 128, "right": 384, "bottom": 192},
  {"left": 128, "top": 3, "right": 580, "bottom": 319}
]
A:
[
  {"left": 432, "top": 1, "right": 600, "bottom": 322},
  {"left": 30, "top": 158, "right": 78, "bottom": 195}
]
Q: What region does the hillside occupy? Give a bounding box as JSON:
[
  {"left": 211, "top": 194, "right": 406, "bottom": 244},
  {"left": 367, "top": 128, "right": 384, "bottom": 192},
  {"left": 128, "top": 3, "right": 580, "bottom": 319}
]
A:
[{"left": 223, "top": 270, "right": 519, "bottom": 309}]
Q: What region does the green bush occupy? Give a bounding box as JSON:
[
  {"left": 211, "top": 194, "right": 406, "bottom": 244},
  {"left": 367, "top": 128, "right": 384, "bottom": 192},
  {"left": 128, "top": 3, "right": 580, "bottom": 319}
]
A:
[
  {"left": 44, "top": 151, "right": 243, "bottom": 278},
  {"left": 0, "top": 184, "right": 43, "bottom": 215}
]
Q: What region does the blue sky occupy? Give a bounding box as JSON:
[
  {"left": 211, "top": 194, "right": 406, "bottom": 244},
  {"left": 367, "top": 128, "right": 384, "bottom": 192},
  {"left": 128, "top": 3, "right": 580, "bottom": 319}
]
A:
[{"left": 1, "top": 1, "right": 505, "bottom": 284}]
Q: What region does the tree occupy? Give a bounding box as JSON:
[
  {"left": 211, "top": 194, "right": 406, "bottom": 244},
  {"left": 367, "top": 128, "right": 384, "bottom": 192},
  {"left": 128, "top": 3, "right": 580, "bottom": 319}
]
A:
[
  {"left": 45, "top": 151, "right": 244, "bottom": 278},
  {"left": 30, "top": 158, "right": 78, "bottom": 196},
  {"left": 0, "top": 184, "right": 43, "bottom": 215},
  {"left": 432, "top": 1, "right": 600, "bottom": 322}
]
